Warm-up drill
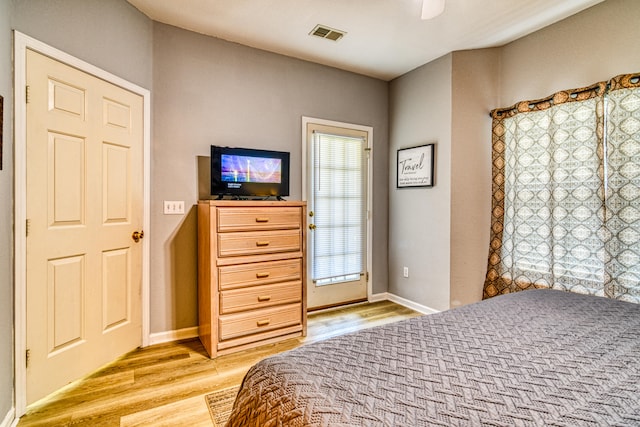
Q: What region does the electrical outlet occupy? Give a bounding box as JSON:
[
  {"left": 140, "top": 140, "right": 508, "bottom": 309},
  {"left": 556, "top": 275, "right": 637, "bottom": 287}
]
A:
[
  {"left": 403, "top": 266, "right": 409, "bottom": 278},
  {"left": 163, "top": 200, "right": 185, "bottom": 215}
]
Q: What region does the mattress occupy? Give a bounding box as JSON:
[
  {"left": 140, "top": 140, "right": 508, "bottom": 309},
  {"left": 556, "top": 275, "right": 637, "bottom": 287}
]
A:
[{"left": 226, "top": 289, "right": 640, "bottom": 426}]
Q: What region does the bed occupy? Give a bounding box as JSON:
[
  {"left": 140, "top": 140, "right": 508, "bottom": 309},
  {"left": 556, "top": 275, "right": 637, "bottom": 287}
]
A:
[{"left": 226, "top": 289, "right": 640, "bottom": 426}]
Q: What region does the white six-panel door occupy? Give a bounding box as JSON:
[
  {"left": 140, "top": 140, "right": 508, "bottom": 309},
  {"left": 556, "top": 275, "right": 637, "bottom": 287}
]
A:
[{"left": 25, "top": 49, "right": 144, "bottom": 405}]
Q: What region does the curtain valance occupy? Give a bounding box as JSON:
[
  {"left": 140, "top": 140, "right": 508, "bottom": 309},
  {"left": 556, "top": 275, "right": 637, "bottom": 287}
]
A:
[{"left": 490, "top": 81, "right": 607, "bottom": 120}]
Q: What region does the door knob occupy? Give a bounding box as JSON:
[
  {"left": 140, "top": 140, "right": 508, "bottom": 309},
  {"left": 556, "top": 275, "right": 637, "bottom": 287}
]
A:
[
  {"left": 132, "top": 230, "right": 144, "bottom": 243},
  {"left": 309, "top": 224, "right": 316, "bottom": 230}
]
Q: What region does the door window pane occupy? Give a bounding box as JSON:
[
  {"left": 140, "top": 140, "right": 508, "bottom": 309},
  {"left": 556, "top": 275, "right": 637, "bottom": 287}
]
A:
[{"left": 312, "top": 132, "right": 366, "bottom": 285}]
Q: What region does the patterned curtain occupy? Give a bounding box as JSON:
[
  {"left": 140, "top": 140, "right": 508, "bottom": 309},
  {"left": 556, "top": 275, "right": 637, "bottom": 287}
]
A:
[
  {"left": 605, "top": 74, "right": 640, "bottom": 303},
  {"left": 484, "top": 73, "right": 640, "bottom": 303}
]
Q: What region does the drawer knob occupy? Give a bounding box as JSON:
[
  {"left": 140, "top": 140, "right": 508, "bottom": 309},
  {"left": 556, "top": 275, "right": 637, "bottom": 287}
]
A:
[
  {"left": 258, "top": 295, "right": 272, "bottom": 302},
  {"left": 256, "top": 241, "right": 270, "bottom": 247},
  {"left": 257, "top": 319, "right": 271, "bottom": 327},
  {"left": 256, "top": 272, "right": 270, "bottom": 278},
  {"left": 255, "top": 217, "right": 270, "bottom": 223}
]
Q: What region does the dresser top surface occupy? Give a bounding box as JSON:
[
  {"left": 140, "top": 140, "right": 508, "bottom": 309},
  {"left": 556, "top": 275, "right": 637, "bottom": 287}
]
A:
[{"left": 199, "top": 200, "right": 306, "bottom": 207}]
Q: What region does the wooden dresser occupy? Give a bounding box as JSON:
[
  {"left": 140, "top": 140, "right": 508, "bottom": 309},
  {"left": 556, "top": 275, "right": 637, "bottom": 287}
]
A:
[{"left": 197, "top": 200, "right": 307, "bottom": 358}]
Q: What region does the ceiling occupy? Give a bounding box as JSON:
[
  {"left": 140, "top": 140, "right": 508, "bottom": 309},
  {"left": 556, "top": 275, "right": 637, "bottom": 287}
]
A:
[{"left": 126, "top": 0, "right": 604, "bottom": 81}]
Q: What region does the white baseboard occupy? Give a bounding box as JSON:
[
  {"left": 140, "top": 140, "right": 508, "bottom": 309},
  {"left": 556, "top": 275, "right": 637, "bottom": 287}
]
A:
[
  {"left": 369, "top": 292, "right": 440, "bottom": 315},
  {"left": 367, "top": 292, "right": 389, "bottom": 303},
  {"left": 1, "top": 407, "right": 15, "bottom": 427},
  {"left": 148, "top": 326, "right": 199, "bottom": 346}
]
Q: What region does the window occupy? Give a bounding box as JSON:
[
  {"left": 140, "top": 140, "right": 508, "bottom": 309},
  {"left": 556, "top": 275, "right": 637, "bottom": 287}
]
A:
[
  {"left": 311, "top": 130, "right": 367, "bottom": 285},
  {"left": 484, "top": 74, "right": 640, "bottom": 303}
]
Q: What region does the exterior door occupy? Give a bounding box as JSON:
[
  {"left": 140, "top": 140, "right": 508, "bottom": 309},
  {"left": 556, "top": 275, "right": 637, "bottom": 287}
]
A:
[
  {"left": 304, "top": 120, "right": 370, "bottom": 309},
  {"left": 25, "top": 49, "right": 144, "bottom": 405}
]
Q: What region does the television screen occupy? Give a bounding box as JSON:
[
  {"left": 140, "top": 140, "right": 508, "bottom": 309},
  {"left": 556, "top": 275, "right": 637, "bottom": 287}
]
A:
[
  {"left": 211, "top": 146, "right": 290, "bottom": 198},
  {"left": 221, "top": 154, "right": 282, "bottom": 184}
]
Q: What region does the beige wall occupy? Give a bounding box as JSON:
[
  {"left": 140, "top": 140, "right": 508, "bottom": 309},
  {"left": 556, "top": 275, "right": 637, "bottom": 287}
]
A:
[
  {"left": 388, "top": 49, "right": 498, "bottom": 312},
  {"left": 389, "top": 54, "right": 452, "bottom": 312},
  {"left": 13, "top": 0, "right": 153, "bottom": 89},
  {"left": 450, "top": 48, "right": 500, "bottom": 308},
  {"left": 500, "top": 0, "right": 640, "bottom": 105},
  {"left": 151, "top": 23, "right": 389, "bottom": 333}
]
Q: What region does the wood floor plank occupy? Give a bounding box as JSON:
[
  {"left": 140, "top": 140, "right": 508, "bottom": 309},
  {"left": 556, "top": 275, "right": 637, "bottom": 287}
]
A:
[
  {"left": 17, "top": 301, "right": 421, "bottom": 426},
  {"left": 120, "top": 393, "right": 212, "bottom": 427}
]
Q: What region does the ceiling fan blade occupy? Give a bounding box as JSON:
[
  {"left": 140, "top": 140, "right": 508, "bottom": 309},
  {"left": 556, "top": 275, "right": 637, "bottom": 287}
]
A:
[{"left": 421, "top": 0, "right": 445, "bottom": 20}]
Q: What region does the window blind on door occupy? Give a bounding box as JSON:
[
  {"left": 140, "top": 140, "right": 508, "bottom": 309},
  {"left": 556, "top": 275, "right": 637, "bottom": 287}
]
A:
[{"left": 311, "top": 131, "right": 366, "bottom": 284}]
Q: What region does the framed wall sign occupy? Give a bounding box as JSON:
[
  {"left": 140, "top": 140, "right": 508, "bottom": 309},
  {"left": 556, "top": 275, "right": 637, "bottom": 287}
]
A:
[{"left": 397, "top": 143, "right": 434, "bottom": 188}]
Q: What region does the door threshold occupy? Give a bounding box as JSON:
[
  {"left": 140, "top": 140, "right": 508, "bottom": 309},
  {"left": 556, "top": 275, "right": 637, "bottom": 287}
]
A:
[{"left": 307, "top": 298, "right": 368, "bottom": 313}]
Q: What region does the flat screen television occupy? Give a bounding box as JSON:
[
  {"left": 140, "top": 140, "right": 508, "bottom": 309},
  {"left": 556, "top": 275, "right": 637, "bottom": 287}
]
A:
[{"left": 211, "top": 146, "right": 290, "bottom": 198}]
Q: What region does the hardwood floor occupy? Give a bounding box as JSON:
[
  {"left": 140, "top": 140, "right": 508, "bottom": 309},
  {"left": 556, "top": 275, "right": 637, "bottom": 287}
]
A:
[{"left": 18, "top": 300, "right": 421, "bottom": 426}]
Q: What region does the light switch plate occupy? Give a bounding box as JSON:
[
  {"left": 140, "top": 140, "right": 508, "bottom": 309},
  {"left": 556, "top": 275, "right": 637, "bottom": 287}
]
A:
[{"left": 163, "top": 200, "right": 185, "bottom": 215}]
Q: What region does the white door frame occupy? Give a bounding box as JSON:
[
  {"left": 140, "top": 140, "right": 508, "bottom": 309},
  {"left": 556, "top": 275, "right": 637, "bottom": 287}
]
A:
[
  {"left": 301, "top": 116, "right": 374, "bottom": 302},
  {"left": 13, "top": 31, "right": 151, "bottom": 416}
]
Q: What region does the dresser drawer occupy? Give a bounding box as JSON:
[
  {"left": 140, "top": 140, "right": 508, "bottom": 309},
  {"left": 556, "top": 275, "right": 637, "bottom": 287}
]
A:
[
  {"left": 218, "top": 303, "right": 302, "bottom": 341},
  {"left": 219, "top": 259, "right": 301, "bottom": 290},
  {"left": 217, "top": 207, "right": 302, "bottom": 232},
  {"left": 220, "top": 281, "right": 302, "bottom": 314},
  {"left": 218, "top": 229, "right": 300, "bottom": 257}
]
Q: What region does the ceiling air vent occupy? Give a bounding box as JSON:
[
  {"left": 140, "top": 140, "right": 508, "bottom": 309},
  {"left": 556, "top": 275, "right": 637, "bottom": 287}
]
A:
[{"left": 309, "top": 25, "right": 346, "bottom": 42}]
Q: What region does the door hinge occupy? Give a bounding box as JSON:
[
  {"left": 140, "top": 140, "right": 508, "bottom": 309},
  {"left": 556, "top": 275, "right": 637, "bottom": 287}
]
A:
[
  {"left": 26, "top": 219, "right": 31, "bottom": 237},
  {"left": 366, "top": 272, "right": 369, "bottom": 282},
  {"left": 26, "top": 85, "right": 30, "bottom": 104},
  {"left": 26, "top": 349, "right": 31, "bottom": 368}
]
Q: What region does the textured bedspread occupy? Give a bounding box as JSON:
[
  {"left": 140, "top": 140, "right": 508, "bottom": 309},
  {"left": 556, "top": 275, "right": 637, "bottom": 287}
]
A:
[{"left": 226, "top": 290, "right": 640, "bottom": 426}]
